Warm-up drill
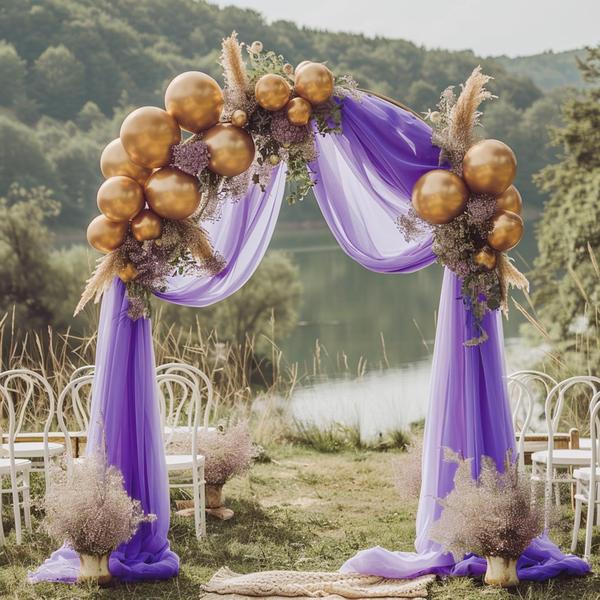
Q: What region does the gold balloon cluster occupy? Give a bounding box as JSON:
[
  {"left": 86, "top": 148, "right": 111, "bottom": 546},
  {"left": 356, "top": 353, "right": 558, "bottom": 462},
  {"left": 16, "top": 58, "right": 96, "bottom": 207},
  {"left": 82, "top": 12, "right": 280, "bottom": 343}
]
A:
[
  {"left": 411, "top": 139, "right": 524, "bottom": 271},
  {"left": 254, "top": 61, "right": 334, "bottom": 127},
  {"left": 88, "top": 70, "right": 259, "bottom": 266}
]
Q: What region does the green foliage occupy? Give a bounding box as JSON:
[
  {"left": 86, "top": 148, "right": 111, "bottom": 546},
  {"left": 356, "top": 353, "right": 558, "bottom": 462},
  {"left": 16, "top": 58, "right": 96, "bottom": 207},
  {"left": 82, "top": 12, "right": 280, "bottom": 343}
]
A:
[
  {"left": 530, "top": 47, "right": 600, "bottom": 360},
  {"left": 0, "top": 40, "right": 26, "bottom": 106},
  {"left": 0, "top": 0, "right": 580, "bottom": 238},
  {"left": 161, "top": 251, "right": 302, "bottom": 352},
  {"left": 0, "top": 185, "right": 93, "bottom": 333}
]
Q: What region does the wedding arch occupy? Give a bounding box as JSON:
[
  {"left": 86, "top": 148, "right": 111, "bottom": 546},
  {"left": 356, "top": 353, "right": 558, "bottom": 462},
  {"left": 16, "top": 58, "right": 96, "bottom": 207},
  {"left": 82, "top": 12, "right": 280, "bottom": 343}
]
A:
[{"left": 31, "top": 34, "right": 588, "bottom": 584}]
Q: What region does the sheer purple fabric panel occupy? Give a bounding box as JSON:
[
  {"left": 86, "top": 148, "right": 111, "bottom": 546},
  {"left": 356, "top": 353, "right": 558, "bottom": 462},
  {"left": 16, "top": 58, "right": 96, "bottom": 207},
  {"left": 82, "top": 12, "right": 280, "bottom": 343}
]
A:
[
  {"left": 29, "top": 280, "right": 178, "bottom": 582},
  {"left": 156, "top": 164, "right": 286, "bottom": 306},
  {"left": 310, "top": 93, "right": 440, "bottom": 274},
  {"left": 341, "top": 269, "right": 590, "bottom": 580}
]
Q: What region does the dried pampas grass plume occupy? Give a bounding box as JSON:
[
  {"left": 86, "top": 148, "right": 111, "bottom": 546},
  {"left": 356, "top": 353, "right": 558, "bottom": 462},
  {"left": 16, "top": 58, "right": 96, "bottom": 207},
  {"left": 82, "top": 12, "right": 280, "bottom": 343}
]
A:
[
  {"left": 177, "top": 219, "right": 226, "bottom": 276},
  {"left": 497, "top": 253, "right": 529, "bottom": 315},
  {"left": 74, "top": 251, "right": 123, "bottom": 316},
  {"left": 449, "top": 66, "right": 494, "bottom": 162},
  {"left": 220, "top": 31, "right": 249, "bottom": 111}
]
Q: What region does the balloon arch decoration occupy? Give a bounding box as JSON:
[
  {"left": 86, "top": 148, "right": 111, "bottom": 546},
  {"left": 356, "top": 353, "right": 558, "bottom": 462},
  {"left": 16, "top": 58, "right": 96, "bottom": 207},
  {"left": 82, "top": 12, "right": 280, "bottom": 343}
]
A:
[{"left": 31, "top": 34, "right": 588, "bottom": 584}]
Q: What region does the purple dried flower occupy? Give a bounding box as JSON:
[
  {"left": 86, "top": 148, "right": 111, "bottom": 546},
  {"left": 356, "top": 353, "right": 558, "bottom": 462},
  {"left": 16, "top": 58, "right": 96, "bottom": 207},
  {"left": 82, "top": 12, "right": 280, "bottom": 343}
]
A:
[
  {"left": 171, "top": 140, "right": 210, "bottom": 176},
  {"left": 43, "top": 451, "right": 154, "bottom": 556},
  {"left": 429, "top": 450, "right": 545, "bottom": 560},
  {"left": 270, "top": 111, "right": 309, "bottom": 145},
  {"left": 467, "top": 195, "right": 496, "bottom": 224},
  {"left": 167, "top": 422, "right": 257, "bottom": 485}
]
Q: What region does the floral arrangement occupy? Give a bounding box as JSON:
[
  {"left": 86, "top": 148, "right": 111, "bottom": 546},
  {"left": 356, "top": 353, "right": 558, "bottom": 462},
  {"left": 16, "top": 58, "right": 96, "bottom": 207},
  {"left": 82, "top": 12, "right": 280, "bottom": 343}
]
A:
[
  {"left": 393, "top": 436, "right": 423, "bottom": 503},
  {"left": 76, "top": 32, "right": 357, "bottom": 319},
  {"left": 399, "top": 67, "right": 529, "bottom": 344},
  {"left": 168, "top": 421, "right": 258, "bottom": 485},
  {"left": 429, "top": 450, "right": 544, "bottom": 585},
  {"left": 43, "top": 452, "right": 155, "bottom": 557}
]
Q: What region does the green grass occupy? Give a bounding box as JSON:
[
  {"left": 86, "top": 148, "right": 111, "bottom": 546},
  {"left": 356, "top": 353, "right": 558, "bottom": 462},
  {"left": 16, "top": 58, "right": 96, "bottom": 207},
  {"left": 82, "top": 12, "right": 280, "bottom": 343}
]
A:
[{"left": 0, "top": 447, "right": 599, "bottom": 599}]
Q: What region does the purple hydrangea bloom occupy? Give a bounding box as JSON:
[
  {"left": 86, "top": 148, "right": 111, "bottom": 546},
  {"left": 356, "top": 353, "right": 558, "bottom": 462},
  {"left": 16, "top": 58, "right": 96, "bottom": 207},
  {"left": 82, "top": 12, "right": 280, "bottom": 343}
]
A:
[{"left": 171, "top": 140, "right": 210, "bottom": 176}]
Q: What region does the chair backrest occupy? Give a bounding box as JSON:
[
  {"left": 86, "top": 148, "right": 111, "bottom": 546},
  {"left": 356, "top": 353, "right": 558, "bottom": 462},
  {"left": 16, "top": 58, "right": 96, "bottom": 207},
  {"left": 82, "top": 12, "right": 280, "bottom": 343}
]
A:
[
  {"left": 506, "top": 375, "right": 535, "bottom": 469},
  {"left": 0, "top": 382, "right": 23, "bottom": 489},
  {"left": 0, "top": 369, "right": 56, "bottom": 437},
  {"left": 70, "top": 365, "right": 95, "bottom": 381},
  {"left": 589, "top": 394, "right": 600, "bottom": 490},
  {"left": 156, "top": 372, "right": 201, "bottom": 461},
  {"left": 0, "top": 369, "right": 57, "bottom": 489},
  {"left": 57, "top": 374, "right": 94, "bottom": 465},
  {"left": 545, "top": 376, "right": 600, "bottom": 439},
  {"left": 156, "top": 363, "right": 214, "bottom": 430}
]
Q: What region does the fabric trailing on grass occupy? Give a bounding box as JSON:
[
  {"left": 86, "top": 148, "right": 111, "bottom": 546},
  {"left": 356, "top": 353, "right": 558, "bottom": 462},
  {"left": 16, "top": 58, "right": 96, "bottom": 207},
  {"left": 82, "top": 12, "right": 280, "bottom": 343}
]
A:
[{"left": 30, "top": 93, "right": 589, "bottom": 583}]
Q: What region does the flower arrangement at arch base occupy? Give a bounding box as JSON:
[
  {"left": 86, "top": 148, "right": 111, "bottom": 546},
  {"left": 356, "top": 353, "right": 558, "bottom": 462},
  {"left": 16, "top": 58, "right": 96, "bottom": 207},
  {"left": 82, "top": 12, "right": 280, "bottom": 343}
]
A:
[
  {"left": 399, "top": 68, "right": 529, "bottom": 344},
  {"left": 76, "top": 33, "right": 358, "bottom": 320}
]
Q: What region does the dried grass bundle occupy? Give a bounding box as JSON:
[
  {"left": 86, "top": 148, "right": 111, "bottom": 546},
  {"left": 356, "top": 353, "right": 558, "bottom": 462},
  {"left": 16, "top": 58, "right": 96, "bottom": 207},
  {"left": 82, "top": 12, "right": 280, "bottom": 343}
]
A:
[
  {"left": 393, "top": 437, "right": 423, "bottom": 503},
  {"left": 168, "top": 422, "right": 257, "bottom": 485},
  {"left": 497, "top": 253, "right": 530, "bottom": 314},
  {"left": 74, "top": 251, "right": 123, "bottom": 316},
  {"left": 429, "top": 450, "right": 545, "bottom": 560},
  {"left": 43, "top": 452, "right": 154, "bottom": 556},
  {"left": 220, "top": 32, "right": 250, "bottom": 112},
  {"left": 177, "top": 219, "right": 226, "bottom": 275}
]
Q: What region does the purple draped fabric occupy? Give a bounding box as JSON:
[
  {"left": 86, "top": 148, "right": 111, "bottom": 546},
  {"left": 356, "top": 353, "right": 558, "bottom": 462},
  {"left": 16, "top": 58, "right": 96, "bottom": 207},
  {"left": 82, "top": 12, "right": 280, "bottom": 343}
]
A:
[{"left": 30, "top": 92, "right": 589, "bottom": 583}]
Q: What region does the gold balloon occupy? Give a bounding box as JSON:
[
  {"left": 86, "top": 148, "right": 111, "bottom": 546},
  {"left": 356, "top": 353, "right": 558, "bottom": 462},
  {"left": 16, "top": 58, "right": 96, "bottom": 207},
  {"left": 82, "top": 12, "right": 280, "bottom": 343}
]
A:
[
  {"left": 131, "top": 209, "right": 163, "bottom": 241},
  {"left": 118, "top": 262, "right": 139, "bottom": 283},
  {"left": 411, "top": 169, "right": 469, "bottom": 225},
  {"left": 144, "top": 167, "right": 201, "bottom": 220},
  {"left": 97, "top": 176, "right": 144, "bottom": 222},
  {"left": 87, "top": 215, "right": 128, "bottom": 253},
  {"left": 462, "top": 139, "right": 517, "bottom": 195},
  {"left": 203, "top": 123, "right": 256, "bottom": 177},
  {"left": 495, "top": 185, "right": 522, "bottom": 215},
  {"left": 473, "top": 246, "right": 497, "bottom": 270},
  {"left": 120, "top": 106, "right": 181, "bottom": 169},
  {"left": 164, "top": 71, "right": 224, "bottom": 133},
  {"left": 231, "top": 109, "right": 248, "bottom": 127},
  {"left": 487, "top": 209, "right": 524, "bottom": 252},
  {"left": 294, "top": 60, "right": 312, "bottom": 74},
  {"left": 255, "top": 74, "right": 291, "bottom": 111},
  {"left": 100, "top": 138, "right": 152, "bottom": 185},
  {"left": 294, "top": 62, "right": 334, "bottom": 105},
  {"left": 286, "top": 97, "right": 312, "bottom": 126}
]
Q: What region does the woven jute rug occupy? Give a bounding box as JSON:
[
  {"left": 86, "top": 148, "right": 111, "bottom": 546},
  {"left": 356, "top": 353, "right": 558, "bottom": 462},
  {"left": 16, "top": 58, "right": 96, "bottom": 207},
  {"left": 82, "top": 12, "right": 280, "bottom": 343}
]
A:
[{"left": 201, "top": 567, "right": 436, "bottom": 600}]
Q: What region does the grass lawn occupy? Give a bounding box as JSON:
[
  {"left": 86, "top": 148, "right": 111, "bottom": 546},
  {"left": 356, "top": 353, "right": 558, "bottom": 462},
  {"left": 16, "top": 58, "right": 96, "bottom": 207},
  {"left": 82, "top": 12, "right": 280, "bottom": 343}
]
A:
[{"left": 0, "top": 447, "right": 598, "bottom": 599}]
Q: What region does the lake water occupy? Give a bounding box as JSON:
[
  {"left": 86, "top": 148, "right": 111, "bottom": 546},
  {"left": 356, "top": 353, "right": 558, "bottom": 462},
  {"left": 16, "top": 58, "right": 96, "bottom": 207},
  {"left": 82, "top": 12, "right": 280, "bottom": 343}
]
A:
[{"left": 269, "top": 219, "right": 537, "bottom": 440}]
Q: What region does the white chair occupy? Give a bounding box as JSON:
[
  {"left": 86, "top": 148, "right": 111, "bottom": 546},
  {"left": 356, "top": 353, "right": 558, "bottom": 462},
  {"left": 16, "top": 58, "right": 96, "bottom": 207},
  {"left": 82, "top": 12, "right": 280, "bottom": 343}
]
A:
[
  {"left": 157, "top": 372, "right": 207, "bottom": 539},
  {"left": 0, "top": 383, "right": 32, "bottom": 545},
  {"left": 571, "top": 394, "right": 600, "bottom": 561},
  {"left": 69, "top": 365, "right": 95, "bottom": 381},
  {"left": 531, "top": 376, "right": 600, "bottom": 520},
  {"left": 56, "top": 374, "right": 94, "bottom": 466},
  {"left": 156, "top": 363, "right": 215, "bottom": 431},
  {"left": 507, "top": 371, "right": 557, "bottom": 470},
  {"left": 0, "top": 369, "right": 64, "bottom": 490}
]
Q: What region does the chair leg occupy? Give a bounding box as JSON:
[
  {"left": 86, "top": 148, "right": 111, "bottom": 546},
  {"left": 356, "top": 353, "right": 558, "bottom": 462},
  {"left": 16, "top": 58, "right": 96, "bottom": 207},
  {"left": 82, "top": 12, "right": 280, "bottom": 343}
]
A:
[
  {"left": 571, "top": 481, "right": 583, "bottom": 553},
  {"left": 0, "top": 476, "right": 5, "bottom": 546},
  {"left": 22, "top": 468, "right": 32, "bottom": 532},
  {"left": 192, "top": 466, "right": 201, "bottom": 540},
  {"left": 584, "top": 478, "right": 596, "bottom": 562},
  {"left": 200, "top": 466, "right": 206, "bottom": 537},
  {"left": 10, "top": 471, "right": 22, "bottom": 545},
  {"left": 554, "top": 470, "right": 561, "bottom": 506}
]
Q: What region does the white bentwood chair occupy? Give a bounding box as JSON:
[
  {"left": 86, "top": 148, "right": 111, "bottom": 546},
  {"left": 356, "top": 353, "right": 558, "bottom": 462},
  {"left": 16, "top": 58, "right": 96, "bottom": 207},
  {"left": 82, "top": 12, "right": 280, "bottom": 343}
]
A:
[
  {"left": 531, "top": 376, "right": 600, "bottom": 520},
  {"left": 571, "top": 393, "right": 600, "bottom": 561},
  {"left": 157, "top": 372, "right": 207, "bottom": 539},
  {"left": 57, "top": 374, "right": 94, "bottom": 466},
  {"left": 507, "top": 371, "right": 557, "bottom": 470},
  {"left": 0, "top": 383, "right": 32, "bottom": 545},
  {"left": 0, "top": 369, "right": 64, "bottom": 490}
]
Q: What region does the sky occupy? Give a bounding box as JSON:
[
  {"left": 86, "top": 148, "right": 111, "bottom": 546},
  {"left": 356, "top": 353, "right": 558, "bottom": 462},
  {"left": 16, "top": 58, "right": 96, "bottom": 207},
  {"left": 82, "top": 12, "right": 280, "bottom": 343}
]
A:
[{"left": 213, "top": 0, "right": 600, "bottom": 57}]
